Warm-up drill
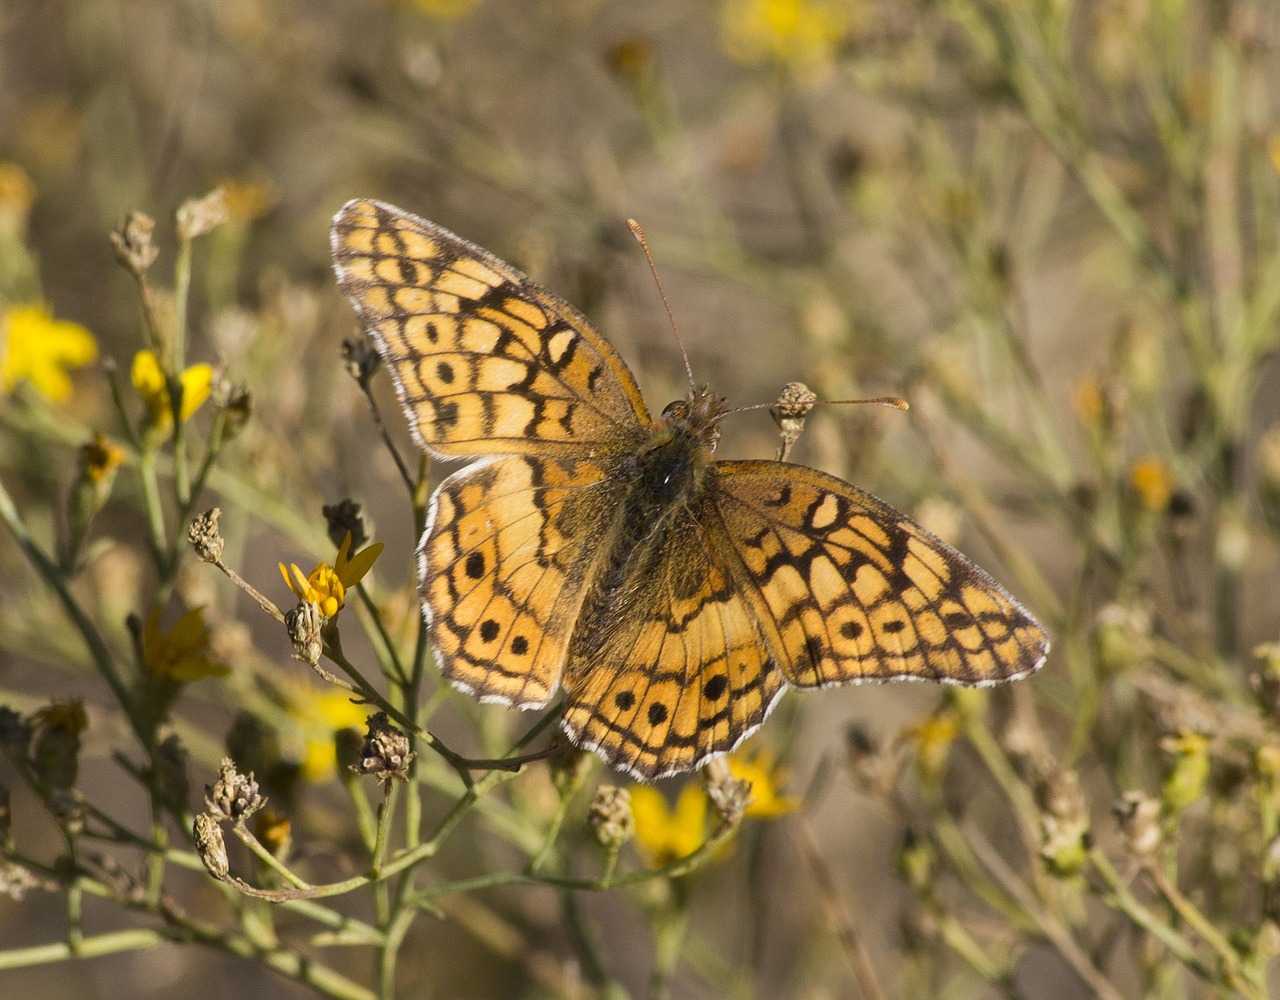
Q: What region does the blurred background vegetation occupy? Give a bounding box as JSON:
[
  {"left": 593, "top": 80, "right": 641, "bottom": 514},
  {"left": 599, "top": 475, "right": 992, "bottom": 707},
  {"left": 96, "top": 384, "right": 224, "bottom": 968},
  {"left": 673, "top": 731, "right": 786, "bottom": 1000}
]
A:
[{"left": 3, "top": 0, "right": 1280, "bottom": 997}]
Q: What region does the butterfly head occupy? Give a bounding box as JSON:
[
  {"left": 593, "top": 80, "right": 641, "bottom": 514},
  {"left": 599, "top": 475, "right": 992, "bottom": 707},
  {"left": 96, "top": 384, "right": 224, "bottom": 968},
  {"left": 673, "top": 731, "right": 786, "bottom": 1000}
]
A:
[{"left": 660, "top": 384, "right": 729, "bottom": 454}]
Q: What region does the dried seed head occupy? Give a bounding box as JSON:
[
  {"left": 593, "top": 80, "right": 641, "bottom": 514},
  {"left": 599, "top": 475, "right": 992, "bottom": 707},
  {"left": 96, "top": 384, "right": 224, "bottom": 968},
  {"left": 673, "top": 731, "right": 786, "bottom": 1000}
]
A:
[
  {"left": 588, "top": 785, "right": 635, "bottom": 849},
  {"left": 0, "top": 706, "right": 31, "bottom": 758},
  {"left": 205, "top": 757, "right": 265, "bottom": 822},
  {"left": 188, "top": 507, "right": 225, "bottom": 564},
  {"left": 704, "top": 758, "right": 753, "bottom": 825},
  {"left": 176, "top": 188, "right": 229, "bottom": 241},
  {"left": 770, "top": 381, "right": 818, "bottom": 461},
  {"left": 548, "top": 729, "right": 591, "bottom": 794},
  {"left": 342, "top": 337, "right": 381, "bottom": 387},
  {"left": 323, "top": 499, "right": 370, "bottom": 551},
  {"left": 0, "top": 859, "right": 41, "bottom": 900},
  {"left": 111, "top": 211, "right": 158, "bottom": 275},
  {"left": 1038, "top": 770, "right": 1090, "bottom": 877},
  {"left": 1113, "top": 791, "right": 1161, "bottom": 856},
  {"left": 285, "top": 601, "right": 324, "bottom": 667},
  {"left": 351, "top": 712, "right": 415, "bottom": 784},
  {"left": 194, "top": 812, "right": 230, "bottom": 881}
]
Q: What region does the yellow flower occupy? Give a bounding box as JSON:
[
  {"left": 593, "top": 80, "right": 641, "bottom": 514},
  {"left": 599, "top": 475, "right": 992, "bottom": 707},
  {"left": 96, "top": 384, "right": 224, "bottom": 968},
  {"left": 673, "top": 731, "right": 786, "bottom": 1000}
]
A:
[
  {"left": 217, "top": 177, "right": 275, "bottom": 222},
  {"left": 280, "top": 532, "right": 384, "bottom": 619},
  {"left": 905, "top": 711, "right": 959, "bottom": 780},
  {"left": 404, "top": 0, "right": 481, "bottom": 18},
  {"left": 632, "top": 782, "right": 709, "bottom": 867},
  {"left": 140, "top": 606, "right": 230, "bottom": 681},
  {"left": 288, "top": 684, "right": 368, "bottom": 781},
  {"left": 79, "top": 432, "right": 126, "bottom": 484},
  {"left": 1, "top": 303, "right": 97, "bottom": 402},
  {"left": 720, "top": 0, "right": 853, "bottom": 76},
  {"left": 1128, "top": 456, "right": 1173, "bottom": 513},
  {"left": 727, "top": 747, "right": 799, "bottom": 818},
  {"left": 34, "top": 698, "right": 88, "bottom": 735},
  {"left": 131, "top": 350, "right": 213, "bottom": 430},
  {"left": 251, "top": 807, "right": 292, "bottom": 855},
  {"left": 1072, "top": 375, "right": 1106, "bottom": 427}
]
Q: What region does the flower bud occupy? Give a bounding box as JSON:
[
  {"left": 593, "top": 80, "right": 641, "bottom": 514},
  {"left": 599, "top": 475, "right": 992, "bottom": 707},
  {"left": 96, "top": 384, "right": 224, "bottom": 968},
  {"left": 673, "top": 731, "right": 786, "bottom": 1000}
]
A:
[{"left": 588, "top": 785, "right": 635, "bottom": 849}]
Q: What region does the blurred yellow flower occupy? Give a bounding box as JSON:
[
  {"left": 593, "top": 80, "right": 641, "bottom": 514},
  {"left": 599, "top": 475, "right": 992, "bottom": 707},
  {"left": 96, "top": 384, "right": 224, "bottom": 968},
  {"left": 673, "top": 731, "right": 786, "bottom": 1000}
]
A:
[
  {"left": 0, "top": 162, "right": 36, "bottom": 229},
  {"left": 79, "top": 432, "right": 126, "bottom": 484},
  {"left": 1072, "top": 375, "right": 1106, "bottom": 427},
  {"left": 131, "top": 350, "right": 213, "bottom": 429},
  {"left": 280, "top": 532, "right": 384, "bottom": 619},
  {"left": 632, "top": 782, "right": 708, "bottom": 867},
  {"left": 404, "top": 0, "right": 480, "bottom": 18},
  {"left": 1, "top": 303, "right": 97, "bottom": 402},
  {"left": 1128, "top": 455, "right": 1173, "bottom": 512},
  {"left": 217, "top": 177, "right": 275, "bottom": 222},
  {"left": 34, "top": 698, "right": 88, "bottom": 735},
  {"left": 288, "top": 684, "right": 368, "bottom": 781},
  {"left": 727, "top": 747, "right": 799, "bottom": 818},
  {"left": 720, "top": 0, "right": 854, "bottom": 75},
  {"left": 905, "top": 711, "right": 959, "bottom": 779},
  {"left": 141, "top": 606, "right": 230, "bottom": 682}
]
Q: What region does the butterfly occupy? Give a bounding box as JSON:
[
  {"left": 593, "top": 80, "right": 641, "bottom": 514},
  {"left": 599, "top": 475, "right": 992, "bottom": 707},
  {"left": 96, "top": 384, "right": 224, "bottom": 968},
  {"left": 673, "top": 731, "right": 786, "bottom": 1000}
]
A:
[{"left": 330, "top": 200, "right": 1049, "bottom": 782}]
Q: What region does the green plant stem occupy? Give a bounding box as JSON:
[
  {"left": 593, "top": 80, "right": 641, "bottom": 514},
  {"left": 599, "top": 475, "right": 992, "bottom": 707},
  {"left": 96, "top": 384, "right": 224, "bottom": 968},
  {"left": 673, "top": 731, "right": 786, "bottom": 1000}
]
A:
[{"left": 0, "top": 476, "right": 145, "bottom": 740}]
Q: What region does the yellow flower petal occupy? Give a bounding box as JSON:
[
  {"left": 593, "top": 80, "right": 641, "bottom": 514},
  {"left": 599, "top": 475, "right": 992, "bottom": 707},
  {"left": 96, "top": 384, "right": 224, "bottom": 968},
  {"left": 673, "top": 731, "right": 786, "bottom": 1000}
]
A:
[
  {"left": 2, "top": 303, "right": 98, "bottom": 402},
  {"left": 178, "top": 362, "right": 213, "bottom": 421},
  {"left": 632, "top": 783, "right": 709, "bottom": 866},
  {"left": 727, "top": 747, "right": 799, "bottom": 818},
  {"left": 131, "top": 350, "right": 213, "bottom": 428},
  {"left": 140, "top": 606, "right": 229, "bottom": 681},
  {"left": 338, "top": 541, "right": 384, "bottom": 587}
]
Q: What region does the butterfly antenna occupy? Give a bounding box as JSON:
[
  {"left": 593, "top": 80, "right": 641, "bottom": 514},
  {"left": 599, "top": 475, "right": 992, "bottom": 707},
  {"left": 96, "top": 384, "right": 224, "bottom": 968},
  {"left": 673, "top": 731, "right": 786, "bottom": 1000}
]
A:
[
  {"left": 627, "top": 218, "right": 697, "bottom": 392},
  {"left": 726, "top": 395, "right": 911, "bottom": 418}
]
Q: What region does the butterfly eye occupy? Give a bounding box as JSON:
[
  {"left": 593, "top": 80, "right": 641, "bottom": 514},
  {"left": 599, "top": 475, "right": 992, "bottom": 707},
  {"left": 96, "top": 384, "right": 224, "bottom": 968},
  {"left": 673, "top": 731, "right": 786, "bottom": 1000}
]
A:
[{"left": 661, "top": 400, "right": 689, "bottom": 421}]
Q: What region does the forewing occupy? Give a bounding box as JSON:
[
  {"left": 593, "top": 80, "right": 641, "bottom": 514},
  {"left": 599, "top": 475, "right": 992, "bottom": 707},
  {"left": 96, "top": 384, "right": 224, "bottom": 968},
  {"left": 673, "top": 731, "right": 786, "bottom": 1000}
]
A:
[
  {"left": 424, "top": 455, "right": 624, "bottom": 708},
  {"left": 561, "top": 508, "right": 786, "bottom": 781},
  {"left": 712, "top": 461, "right": 1049, "bottom": 688},
  {"left": 331, "top": 200, "right": 651, "bottom": 458}
]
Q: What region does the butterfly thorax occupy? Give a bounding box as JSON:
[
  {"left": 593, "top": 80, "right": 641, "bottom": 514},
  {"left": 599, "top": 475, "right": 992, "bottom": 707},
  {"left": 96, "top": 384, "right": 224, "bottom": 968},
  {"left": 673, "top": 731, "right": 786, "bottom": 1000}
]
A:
[{"left": 563, "top": 386, "right": 728, "bottom": 671}]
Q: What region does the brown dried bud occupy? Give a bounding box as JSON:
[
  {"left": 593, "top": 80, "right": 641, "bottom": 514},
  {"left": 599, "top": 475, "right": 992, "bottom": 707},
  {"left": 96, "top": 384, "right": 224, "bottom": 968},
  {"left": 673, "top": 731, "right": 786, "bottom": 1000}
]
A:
[
  {"left": 204, "top": 757, "right": 265, "bottom": 822},
  {"left": 351, "top": 712, "right": 415, "bottom": 784},
  {"left": 704, "top": 758, "right": 753, "bottom": 825},
  {"left": 176, "top": 188, "right": 229, "bottom": 241},
  {"left": 194, "top": 812, "right": 230, "bottom": 881},
  {"left": 153, "top": 733, "right": 189, "bottom": 809},
  {"left": 548, "top": 728, "right": 591, "bottom": 794},
  {"left": 1113, "top": 791, "right": 1161, "bottom": 856},
  {"left": 323, "top": 499, "right": 370, "bottom": 551},
  {"left": 1038, "top": 770, "right": 1090, "bottom": 876},
  {"left": 342, "top": 337, "right": 381, "bottom": 387},
  {"left": 188, "top": 508, "right": 225, "bottom": 564},
  {"left": 0, "top": 859, "right": 41, "bottom": 900},
  {"left": 111, "top": 211, "right": 158, "bottom": 275},
  {"left": 222, "top": 386, "right": 252, "bottom": 438},
  {"left": 896, "top": 827, "right": 936, "bottom": 892},
  {"left": 587, "top": 785, "right": 634, "bottom": 849},
  {"left": 285, "top": 601, "right": 324, "bottom": 667},
  {"left": 0, "top": 706, "right": 31, "bottom": 758},
  {"left": 31, "top": 700, "right": 87, "bottom": 790},
  {"left": 770, "top": 381, "right": 818, "bottom": 461}
]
